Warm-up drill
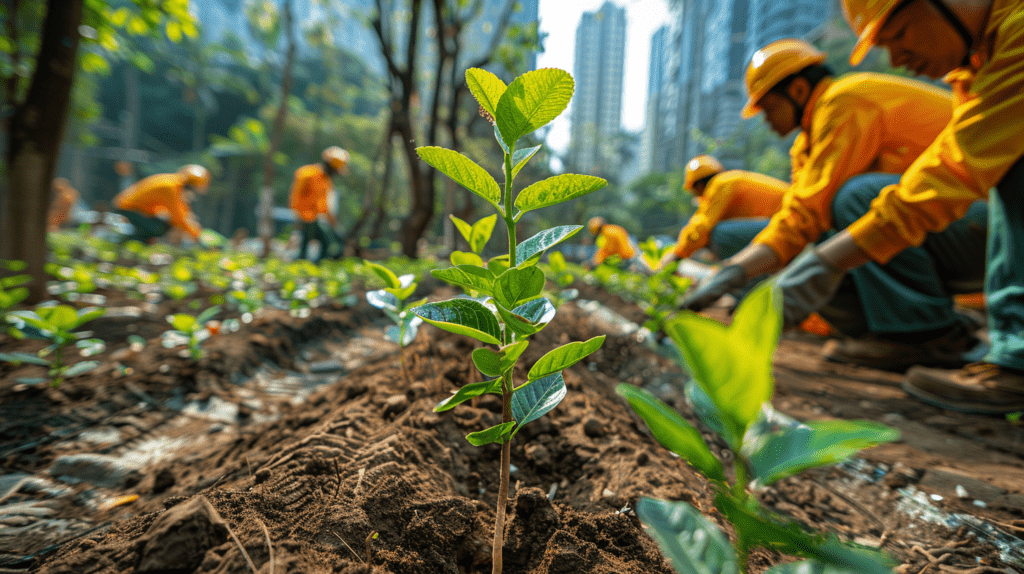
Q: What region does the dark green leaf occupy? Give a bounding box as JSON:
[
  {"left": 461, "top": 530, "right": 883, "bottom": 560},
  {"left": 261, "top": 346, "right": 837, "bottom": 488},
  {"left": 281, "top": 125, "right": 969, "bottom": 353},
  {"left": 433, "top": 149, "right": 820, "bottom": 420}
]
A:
[
  {"left": 196, "top": 306, "right": 221, "bottom": 324},
  {"left": 434, "top": 378, "right": 503, "bottom": 412},
  {"left": 414, "top": 298, "right": 502, "bottom": 345},
  {"left": 467, "top": 422, "right": 517, "bottom": 446},
  {"left": 472, "top": 340, "right": 529, "bottom": 377},
  {"left": 432, "top": 266, "right": 495, "bottom": 296},
  {"left": 63, "top": 360, "right": 101, "bottom": 378},
  {"left": 0, "top": 351, "right": 50, "bottom": 366},
  {"left": 635, "top": 498, "right": 739, "bottom": 574},
  {"left": 497, "top": 298, "right": 557, "bottom": 337},
  {"left": 516, "top": 226, "right": 582, "bottom": 265},
  {"left": 528, "top": 336, "right": 605, "bottom": 381},
  {"left": 515, "top": 175, "right": 607, "bottom": 215},
  {"left": 511, "top": 372, "right": 565, "bottom": 433},
  {"left": 494, "top": 267, "right": 545, "bottom": 310}
]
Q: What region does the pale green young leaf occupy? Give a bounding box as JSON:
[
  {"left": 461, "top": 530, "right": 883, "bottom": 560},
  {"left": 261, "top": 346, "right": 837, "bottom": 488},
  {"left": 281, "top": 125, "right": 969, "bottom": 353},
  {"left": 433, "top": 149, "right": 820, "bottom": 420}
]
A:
[
  {"left": 414, "top": 299, "right": 502, "bottom": 345},
  {"left": 495, "top": 68, "right": 574, "bottom": 146},
  {"left": 38, "top": 305, "right": 79, "bottom": 332},
  {"left": 469, "top": 214, "right": 498, "bottom": 254},
  {"left": 416, "top": 147, "right": 501, "bottom": 211},
  {"left": 516, "top": 226, "right": 583, "bottom": 265},
  {"left": 510, "top": 145, "right": 542, "bottom": 179},
  {"left": 431, "top": 266, "right": 495, "bottom": 296},
  {"left": 493, "top": 267, "right": 545, "bottom": 310},
  {"left": 635, "top": 498, "right": 739, "bottom": 574},
  {"left": 514, "top": 174, "right": 607, "bottom": 215},
  {"left": 467, "top": 422, "right": 517, "bottom": 446},
  {"left": 466, "top": 67, "right": 507, "bottom": 117},
  {"left": 434, "top": 378, "right": 503, "bottom": 412},
  {"left": 169, "top": 314, "right": 197, "bottom": 333},
  {"left": 549, "top": 251, "right": 568, "bottom": 273},
  {"left": 364, "top": 260, "right": 401, "bottom": 289},
  {"left": 511, "top": 372, "right": 565, "bottom": 434},
  {"left": 384, "top": 283, "right": 417, "bottom": 301},
  {"left": 450, "top": 215, "right": 474, "bottom": 245},
  {"left": 196, "top": 305, "right": 221, "bottom": 325},
  {"left": 527, "top": 335, "right": 605, "bottom": 381},
  {"left": 0, "top": 351, "right": 50, "bottom": 366},
  {"left": 617, "top": 384, "right": 725, "bottom": 482},
  {"left": 451, "top": 251, "right": 485, "bottom": 268},
  {"left": 63, "top": 360, "right": 101, "bottom": 378},
  {"left": 75, "top": 306, "right": 105, "bottom": 327}
]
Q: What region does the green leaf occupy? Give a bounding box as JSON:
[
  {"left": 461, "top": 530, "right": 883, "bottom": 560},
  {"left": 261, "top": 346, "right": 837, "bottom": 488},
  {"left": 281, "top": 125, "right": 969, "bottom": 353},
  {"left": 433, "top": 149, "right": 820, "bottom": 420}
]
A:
[
  {"left": 450, "top": 215, "right": 474, "bottom": 245},
  {"left": 511, "top": 145, "right": 541, "bottom": 179},
  {"left": 511, "top": 372, "right": 565, "bottom": 433},
  {"left": 516, "top": 226, "right": 582, "bottom": 265},
  {"left": 196, "top": 306, "right": 221, "bottom": 325},
  {"left": 466, "top": 67, "right": 507, "bottom": 117},
  {"left": 635, "top": 498, "right": 740, "bottom": 574},
  {"left": 472, "top": 340, "right": 529, "bottom": 377},
  {"left": 416, "top": 147, "right": 501, "bottom": 212},
  {"left": 63, "top": 360, "right": 101, "bottom": 378},
  {"left": 434, "top": 378, "right": 503, "bottom": 412},
  {"left": 75, "top": 307, "right": 105, "bottom": 326},
  {"left": 743, "top": 412, "right": 900, "bottom": 486},
  {"left": 467, "top": 421, "right": 517, "bottom": 446},
  {"left": 367, "top": 289, "right": 399, "bottom": 312},
  {"left": 1, "top": 260, "right": 27, "bottom": 272},
  {"left": 495, "top": 68, "right": 574, "bottom": 146},
  {"left": 169, "top": 314, "right": 197, "bottom": 333},
  {"left": 515, "top": 174, "right": 607, "bottom": 215},
  {"left": 487, "top": 255, "right": 511, "bottom": 276},
  {"left": 497, "top": 298, "right": 556, "bottom": 337},
  {"left": 528, "top": 335, "right": 605, "bottom": 381},
  {"left": 364, "top": 261, "right": 401, "bottom": 289},
  {"left": 451, "top": 251, "right": 485, "bottom": 268},
  {"left": 432, "top": 266, "right": 495, "bottom": 296},
  {"left": 37, "top": 305, "right": 79, "bottom": 332},
  {"left": 0, "top": 351, "right": 50, "bottom": 366},
  {"left": 616, "top": 384, "right": 725, "bottom": 482},
  {"left": 469, "top": 215, "right": 498, "bottom": 254},
  {"left": 385, "top": 284, "right": 417, "bottom": 301},
  {"left": 666, "top": 282, "right": 781, "bottom": 450},
  {"left": 493, "top": 267, "right": 545, "bottom": 310},
  {"left": 414, "top": 299, "right": 502, "bottom": 345}
]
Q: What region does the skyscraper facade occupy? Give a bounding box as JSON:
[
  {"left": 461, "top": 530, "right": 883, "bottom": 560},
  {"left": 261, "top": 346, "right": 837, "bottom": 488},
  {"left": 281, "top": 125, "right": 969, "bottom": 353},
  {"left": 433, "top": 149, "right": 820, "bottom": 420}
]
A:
[{"left": 569, "top": 2, "right": 626, "bottom": 175}]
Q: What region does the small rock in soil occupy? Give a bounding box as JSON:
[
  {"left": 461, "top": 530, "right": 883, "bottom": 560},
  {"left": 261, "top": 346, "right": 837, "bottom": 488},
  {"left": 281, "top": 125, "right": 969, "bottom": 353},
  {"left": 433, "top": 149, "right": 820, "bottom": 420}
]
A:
[
  {"left": 48, "top": 453, "right": 140, "bottom": 488},
  {"left": 136, "top": 496, "right": 228, "bottom": 573},
  {"left": 383, "top": 394, "right": 410, "bottom": 417},
  {"left": 582, "top": 417, "right": 605, "bottom": 438}
]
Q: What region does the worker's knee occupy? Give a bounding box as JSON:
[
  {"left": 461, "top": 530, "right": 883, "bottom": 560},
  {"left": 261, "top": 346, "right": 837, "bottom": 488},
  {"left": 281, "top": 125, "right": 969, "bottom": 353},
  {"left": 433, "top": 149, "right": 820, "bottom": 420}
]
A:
[{"left": 830, "top": 173, "right": 902, "bottom": 229}]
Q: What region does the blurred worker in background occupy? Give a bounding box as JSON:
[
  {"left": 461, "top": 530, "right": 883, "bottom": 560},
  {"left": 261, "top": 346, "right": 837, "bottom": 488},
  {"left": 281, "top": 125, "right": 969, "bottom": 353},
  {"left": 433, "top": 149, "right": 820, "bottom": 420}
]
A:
[
  {"left": 113, "top": 164, "right": 211, "bottom": 245},
  {"left": 48, "top": 178, "right": 80, "bottom": 233},
  {"left": 658, "top": 155, "right": 789, "bottom": 270},
  {"left": 682, "top": 38, "right": 989, "bottom": 372},
  {"left": 770, "top": 0, "right": 1024, "bottom": 413},
  {"left": 587, "top": 216, "right": 640, "bottom": 269},
  {"left": 290, "top": 146, "right": 349, "bottom": 263}
]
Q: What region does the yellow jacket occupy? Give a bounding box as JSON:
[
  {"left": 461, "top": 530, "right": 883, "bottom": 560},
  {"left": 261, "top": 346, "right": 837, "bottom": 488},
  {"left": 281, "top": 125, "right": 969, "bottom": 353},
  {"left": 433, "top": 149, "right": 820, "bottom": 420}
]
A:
[
  {"left": 594, "top": 224, "right": 635, "bottom": 265},
  {"left": 114, "top": 173, "right": 201, "bottom": 239},
  {"left": 289, "top": 164, "right": 333, "bottom": 223},
  {"left": 673, "top": 170, "right": 789, "bottom": 259},
  {"left": 753, "top": 73, "right": 953, "bottom": 264},
  {"left": 848, "top": 0, "right": 1024, "bottom": 262}
]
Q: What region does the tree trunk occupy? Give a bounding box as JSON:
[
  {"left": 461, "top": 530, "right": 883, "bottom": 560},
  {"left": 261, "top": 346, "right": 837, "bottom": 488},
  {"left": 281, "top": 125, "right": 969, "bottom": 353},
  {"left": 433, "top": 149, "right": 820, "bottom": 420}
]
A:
[
  {"left": 347, "top": 118, "right": 393, "bottom": 248},
  {"left": 219, "top": 157, "right": 242, "bottom": 234},
  {"left": 0, "top": 0, "right": 83, "bottom": 302},
  {"left": 369, "top": 131, "right": 395, "bottom": 241}
]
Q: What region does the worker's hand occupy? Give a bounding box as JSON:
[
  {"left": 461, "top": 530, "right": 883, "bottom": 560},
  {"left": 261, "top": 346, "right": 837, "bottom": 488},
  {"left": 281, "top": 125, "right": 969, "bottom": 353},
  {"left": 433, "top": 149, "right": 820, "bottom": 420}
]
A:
[
  {"left": 682, "top": 264, "right": 747, "bottom": 312},
  {"left": 775, "top": 249, "right": 846, "bottom": 327}
]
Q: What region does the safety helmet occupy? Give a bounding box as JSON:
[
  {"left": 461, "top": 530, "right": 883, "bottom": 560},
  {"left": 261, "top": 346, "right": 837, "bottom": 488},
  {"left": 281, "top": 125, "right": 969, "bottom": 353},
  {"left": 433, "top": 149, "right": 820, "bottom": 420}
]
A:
[
  {"left": 842, "top": 0, "right": 904, "bottom": 65},
  {"left": 742, "top": 38, "right": 826, "bottom": 119},
  {"left": 322, "top": 146, "right": 350, "bottom": 172},
  {"left": 178, "top": 164, "right": 211, "bottom": 192},
  {"left": 684, "top": 155, "right": 724, "bottom": 192},
  {"left": 587, "top": 216, "right": 606, "bottom": 235}
]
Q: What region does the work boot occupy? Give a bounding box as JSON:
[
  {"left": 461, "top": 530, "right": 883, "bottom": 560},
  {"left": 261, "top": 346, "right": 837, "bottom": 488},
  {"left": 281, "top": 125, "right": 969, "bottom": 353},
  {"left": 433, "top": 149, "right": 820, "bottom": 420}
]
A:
[
  {"left": 902, "top": 362, "right": 1024, "bottom": 414},
  {"left": 821, "top": 326, "right": 984, "bottom": 372}
]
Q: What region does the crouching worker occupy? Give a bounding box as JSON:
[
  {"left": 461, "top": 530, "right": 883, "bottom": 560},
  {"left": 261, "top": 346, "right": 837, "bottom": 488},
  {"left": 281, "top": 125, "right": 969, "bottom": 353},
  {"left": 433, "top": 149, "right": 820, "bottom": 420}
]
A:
[
  {"left": 290, "top": 146, "right": 349, "bottom": 263},
  {"left": 587, "top": 216, "right": 641, "bottom": 270},
  {"left": 113, "top": 164, "right": 210, "bottom": 245}
]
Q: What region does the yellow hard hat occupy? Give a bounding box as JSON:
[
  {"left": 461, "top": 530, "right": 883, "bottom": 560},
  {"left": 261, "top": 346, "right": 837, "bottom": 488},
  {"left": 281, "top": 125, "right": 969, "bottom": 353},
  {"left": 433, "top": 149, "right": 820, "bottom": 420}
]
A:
[
  {"left": 842, "top": 0, "right": 903, "bottom": 66},
  {"left": 178, "top": 164, "right": 210, "bottom": 192},
  {"left": 742, "top": 38, "right": 826, "bottom": 119},
  {"left": 684, "top": 155, "right": 724, "bottom": 192},
  {"left": 587, "top": 216, "right": 606, "bottom": 235},
  {"left": 322, "top": 146, "right": 350, "bottom": 172}
]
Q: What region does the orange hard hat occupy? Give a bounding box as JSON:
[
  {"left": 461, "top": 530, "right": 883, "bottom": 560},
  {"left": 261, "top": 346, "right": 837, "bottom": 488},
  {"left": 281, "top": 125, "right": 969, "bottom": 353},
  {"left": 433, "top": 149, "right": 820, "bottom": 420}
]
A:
[
  {"left": 322, "top": 146, "right": 350, "bottom": 172},
  {"left": 841, "top": 0, "right": 904, "bottom": 65},
  {"left": 684, "top": 155, "right": 724, "bottom": 192},
  {"left": 742, "top": 38, "right": 826, "bottom": 119},
  {"left": 178, "top": 164, "right": 211, "bottom": 192},
  {"left": 587, "top": 216, "right": 606, "bottom": 235}
]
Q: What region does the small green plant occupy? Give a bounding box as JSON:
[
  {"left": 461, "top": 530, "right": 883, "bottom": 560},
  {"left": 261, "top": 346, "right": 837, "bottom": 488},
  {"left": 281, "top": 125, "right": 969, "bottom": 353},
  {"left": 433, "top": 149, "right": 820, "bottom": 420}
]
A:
[
  {"left": 413, "top": 67, "right": 607, "bottom": 574},
  {"left": 364, "top": 261, "right": 425, "bottom": 382},
  {"left": 542, "top": 251, "right": 579, "bottom": 309},
  {"left": 1, "top": 303, "right": 106, "bottom": 387},
  {"left": 618, "top": 283, "right": 899, "bottom": 574},
  {"left": 0, "top": 260, "right": 31, "bottom": 336},
  {"left": 163, "top": 306, "right": 222, "bottom": 360}
]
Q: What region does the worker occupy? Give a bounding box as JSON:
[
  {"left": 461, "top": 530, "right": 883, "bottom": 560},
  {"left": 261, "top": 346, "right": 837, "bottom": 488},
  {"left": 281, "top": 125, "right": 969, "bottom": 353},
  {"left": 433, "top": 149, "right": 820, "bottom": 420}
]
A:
[
  {"left": 769, "top": 0, "right": 1024, "bottom": 413},
  {"left": 587, "top": 217, "right": 637, "bottom": 268},
  {"left": 658, "top": 155, "right": 789, "bottom": 270},
  {"left": 681, "top": 38, "right": 989, "bottom": 372},
  {"left": 290, "top": 146, "right": 349, "bottom": 262},
  {"left": 113, "top": 164, "right": 210, "bottom": 244},
  {"left": 48, "top": 178, "right": 80, "bottom": 232}
]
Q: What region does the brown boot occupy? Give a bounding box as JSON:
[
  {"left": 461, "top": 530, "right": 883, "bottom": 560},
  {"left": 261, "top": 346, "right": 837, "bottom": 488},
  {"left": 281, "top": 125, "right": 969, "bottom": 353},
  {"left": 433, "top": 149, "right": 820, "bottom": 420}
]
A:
[
  {"left": 902, "top": 362, "right": 1024, "bottom": 414},
  {"left": 822, "top": 328, "right": 981, "bottom": 372}
]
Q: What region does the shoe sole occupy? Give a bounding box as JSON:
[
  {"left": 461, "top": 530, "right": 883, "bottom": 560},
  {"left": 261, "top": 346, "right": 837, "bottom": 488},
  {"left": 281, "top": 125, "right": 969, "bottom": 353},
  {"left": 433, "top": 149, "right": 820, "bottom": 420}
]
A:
[
  {"left": 901, "top": 380, "right": 1024, "bottom": 415},
  {"left": 823, "top": 352, "right": 968, "bottom": 373}
]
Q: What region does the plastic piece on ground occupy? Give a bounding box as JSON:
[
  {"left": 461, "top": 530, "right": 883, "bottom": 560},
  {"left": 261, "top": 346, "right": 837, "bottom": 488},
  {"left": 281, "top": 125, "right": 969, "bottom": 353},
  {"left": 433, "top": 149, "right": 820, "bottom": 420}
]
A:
[{"left": 799, "top": 312, "right": 833, "bottom": 337}]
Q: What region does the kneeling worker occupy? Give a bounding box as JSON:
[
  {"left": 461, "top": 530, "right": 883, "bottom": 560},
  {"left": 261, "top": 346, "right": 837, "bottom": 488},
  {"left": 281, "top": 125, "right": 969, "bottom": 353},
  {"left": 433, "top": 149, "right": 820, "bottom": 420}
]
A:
[
  {"left": 290, "top": 146, "right": 349, "bottom": 262},
  {"left": 113, "top": 164, "right": 210, "bottom": 244}
]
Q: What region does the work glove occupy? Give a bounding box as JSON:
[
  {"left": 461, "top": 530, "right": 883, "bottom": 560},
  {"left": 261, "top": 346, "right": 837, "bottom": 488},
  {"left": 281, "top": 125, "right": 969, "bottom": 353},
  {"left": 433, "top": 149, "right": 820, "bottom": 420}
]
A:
[
  {"left": 775, "top": 249, "right": 846, "bottom": 327},
  {"left": 682, "top": 264, "right": 747, "bottom": 312}
]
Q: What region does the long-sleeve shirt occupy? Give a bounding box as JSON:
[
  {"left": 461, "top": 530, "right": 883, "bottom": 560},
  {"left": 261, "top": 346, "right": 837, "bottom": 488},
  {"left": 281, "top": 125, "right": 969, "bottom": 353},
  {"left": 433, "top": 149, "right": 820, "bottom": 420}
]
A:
[
  {"left": 289, "top": 164, "right": 334, "bottom": 223},
  {"left": 848, "top": 0, "right": 1024, "bottom": 263},
  {"left": 672, "top": 170, "right": 789, "bottom": 259},
  {"left": 752, "top": 73, "right": 954, "bottom": 264},
  {"left": 593, "top": 224, "right": 635, "bottom": 265},
  {"left": 114, "top": 173, "right": 201, "bottom": 239}
]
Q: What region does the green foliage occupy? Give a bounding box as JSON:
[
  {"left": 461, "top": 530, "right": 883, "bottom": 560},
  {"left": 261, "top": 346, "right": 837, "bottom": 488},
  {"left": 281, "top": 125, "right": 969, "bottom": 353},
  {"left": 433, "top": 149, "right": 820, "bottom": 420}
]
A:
[
  {"left": 364, "top": 261, "right": 424, "bottom": 348},
  {"left": 163, "top": 305, "right": 221, "bottom": 360},
  {"left": 617, "top": 283, "right": 899, "bottom": 574},
  {"left": 2, "top": 303, "right": 106, "bottom": 387}
]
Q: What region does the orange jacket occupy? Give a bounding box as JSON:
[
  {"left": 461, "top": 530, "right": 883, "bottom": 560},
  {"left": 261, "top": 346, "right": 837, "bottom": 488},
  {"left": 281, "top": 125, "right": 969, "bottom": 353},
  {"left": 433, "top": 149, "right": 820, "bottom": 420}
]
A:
[
  {"left": 848, "top": 0, "right": 1024, "bottom": 263},
  {"left": 289, "top": 164, "right": 334, "bottom": 223},
  {"left": 114, "top": 173, "right": 201, "bottom": 239},
  {"left": 593, "top": 224, "right": 635, "bottom": 265},
  {"left": 673, "top": 170, "right": 789, "bottom": 259},
  {"left": 751, "top": 73, "right": 953, "bottom": 264}
]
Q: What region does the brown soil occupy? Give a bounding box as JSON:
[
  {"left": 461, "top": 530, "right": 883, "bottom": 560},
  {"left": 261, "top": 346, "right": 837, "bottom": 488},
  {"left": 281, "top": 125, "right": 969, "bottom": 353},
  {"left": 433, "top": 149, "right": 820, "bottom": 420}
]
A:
[{"left": 1, "top": 281, "right": 1023, "bottom": 574}]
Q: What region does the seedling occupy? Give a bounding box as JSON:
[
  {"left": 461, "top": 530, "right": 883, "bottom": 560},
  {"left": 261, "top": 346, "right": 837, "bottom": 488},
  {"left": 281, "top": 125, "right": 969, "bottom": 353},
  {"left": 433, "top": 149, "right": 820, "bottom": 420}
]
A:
[
  {"left": 618, "top": 283, "right": 899, "bottom": 574},
  {"left": 0, "top": 260, "right": 31, "bottom": 336},
  {"left": 542, "top": 251, "right": 579, "bottom": 309},
  {"left": 364, "top": 261, "right": 425, "bottom": 382},
  {"left": 413, "top": 67, "right": 606, "bottom": 574},
  {"left": 2, "top": 303, "right": 106, "bottom": 387},
  {"left": 163, "top": 305, "right": 222, "bottom": 360}
]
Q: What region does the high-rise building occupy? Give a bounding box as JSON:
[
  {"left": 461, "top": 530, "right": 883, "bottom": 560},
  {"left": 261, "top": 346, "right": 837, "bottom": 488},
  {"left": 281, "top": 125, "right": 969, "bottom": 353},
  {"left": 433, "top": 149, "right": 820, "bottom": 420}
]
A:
[
  {"left": 747, "top": 0, "right": 833, "bottom": 59},
  {"left": 569, "top": 1, "right": 627, "bottom": 175},
  {"left": 640, "top": 26, "right": 669, "bottom": 175}
]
